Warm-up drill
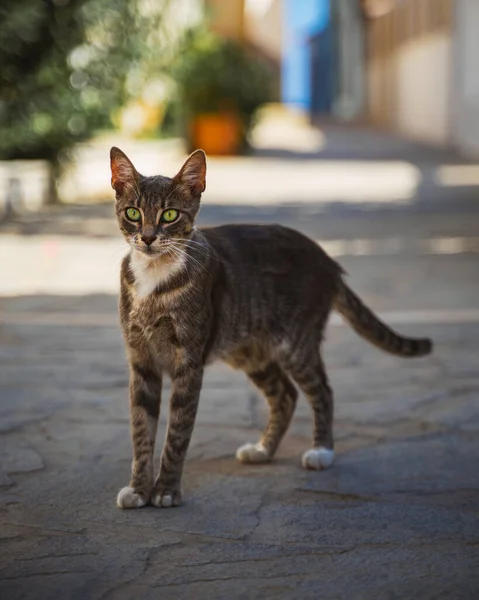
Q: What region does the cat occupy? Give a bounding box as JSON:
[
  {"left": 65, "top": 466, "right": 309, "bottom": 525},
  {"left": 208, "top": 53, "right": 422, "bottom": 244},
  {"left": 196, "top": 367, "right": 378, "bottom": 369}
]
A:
[{"left": 110, "top": 146, "right": 432, "bottom": 509}]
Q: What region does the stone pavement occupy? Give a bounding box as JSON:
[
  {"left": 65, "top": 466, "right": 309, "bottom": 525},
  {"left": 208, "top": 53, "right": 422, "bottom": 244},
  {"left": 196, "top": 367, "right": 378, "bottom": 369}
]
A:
[
  {"left": 1, "top": 118, "right": 479, "bottom": 599},
  {"left": 1, "top": 283, "right": 479, "bottom": 599}
]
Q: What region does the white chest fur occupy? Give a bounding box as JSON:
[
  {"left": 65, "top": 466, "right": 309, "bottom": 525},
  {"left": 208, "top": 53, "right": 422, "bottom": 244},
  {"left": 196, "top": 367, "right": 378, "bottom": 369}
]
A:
[{"left": 130, "top": 251, "right": 185, "bottom": 298}]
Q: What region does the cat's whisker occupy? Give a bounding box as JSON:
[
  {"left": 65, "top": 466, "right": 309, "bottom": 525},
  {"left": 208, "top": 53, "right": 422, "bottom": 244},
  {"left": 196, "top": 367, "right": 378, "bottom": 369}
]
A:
[
  {"left": 176, "top": 238, "right": 209, "bottom": 251},
  {"left": 169, "top": 247, "right": 207, "bottom": 280},
  {"left": 165, "top": 245, "right": 184, "bottom": 264},
  {"left": 185, "top": 238, "right": 227, "bottom": 264},
  {"left": 170, "top": 241, "right": 211, "bottom": 261},
  {"left": 164, "top": 243, "right": 190, "bottom": 267},
  {"left": 172, "top": 250, "right": 209, "bottom": 277},
  {"left": 170, "top": 238, "right": 225, "bottom": 265},
  {"left": 168, "top": 241, "right": 210, "bottom": 275},
  {"left": 164, "top": 246, "right": 181, "bottom": 268},
  {"left": 175, "top": 252, "right": 209, "bottom": 278}
]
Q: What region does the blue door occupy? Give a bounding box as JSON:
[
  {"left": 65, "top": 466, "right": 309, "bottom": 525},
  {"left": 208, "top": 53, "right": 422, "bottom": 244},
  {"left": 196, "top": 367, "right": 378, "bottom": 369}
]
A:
[{"left": 282, "top": 0, "right": 330, "bottom": 110}]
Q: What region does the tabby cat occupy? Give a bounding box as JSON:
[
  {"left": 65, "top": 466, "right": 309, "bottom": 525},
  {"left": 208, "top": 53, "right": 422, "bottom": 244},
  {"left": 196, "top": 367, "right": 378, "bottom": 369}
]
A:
[{"left": 111, "top": 147, "right": 432, "bottom": 509}]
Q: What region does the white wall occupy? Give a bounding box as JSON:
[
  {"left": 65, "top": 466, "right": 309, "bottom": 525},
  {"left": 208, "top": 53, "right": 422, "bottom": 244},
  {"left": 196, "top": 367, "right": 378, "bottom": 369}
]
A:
[
  {"left": 452, "top": 0, "right": 479, "bottom": 157},
  {"left": 395, "top": 32, "right": 451, "bottom": 145},
  {"left": 333, "top": 0, "right": 366, "bottom": 120},
  {"left": 244, "top": 0, "right": 282, "bottom": 61},
  {"left": 367, "top": 56, "right": 396, "bottom": 127}
]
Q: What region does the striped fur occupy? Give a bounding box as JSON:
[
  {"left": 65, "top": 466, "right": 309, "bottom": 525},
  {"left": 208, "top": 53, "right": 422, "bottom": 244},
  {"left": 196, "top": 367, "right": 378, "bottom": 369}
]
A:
[
  {"left": 111, "top": 147, "right": 433, "bottom": 510},
  {"left": 334, "top": 282, "right": 432, "bottom": 357}
]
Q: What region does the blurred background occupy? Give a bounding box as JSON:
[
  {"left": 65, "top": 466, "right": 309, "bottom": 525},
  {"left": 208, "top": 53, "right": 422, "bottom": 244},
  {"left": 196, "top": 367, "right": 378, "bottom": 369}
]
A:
[
  {"left": 2, "top": 0, "right": 479, "bottom": 282},
  {"left": 2, "top": 0, "right": 479, "bottom": 212},
  {"left": 1, "top": 0, "right": 479, "bottom": 292},
  {"left": 1, "top": 2, "right": 479, "bottom": 597}
]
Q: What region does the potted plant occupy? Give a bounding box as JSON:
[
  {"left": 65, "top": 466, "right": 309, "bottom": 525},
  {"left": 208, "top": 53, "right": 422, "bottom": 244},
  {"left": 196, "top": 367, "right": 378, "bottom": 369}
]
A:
[{"left": 172, "top": 28, "right": 272, "bottom": 155}]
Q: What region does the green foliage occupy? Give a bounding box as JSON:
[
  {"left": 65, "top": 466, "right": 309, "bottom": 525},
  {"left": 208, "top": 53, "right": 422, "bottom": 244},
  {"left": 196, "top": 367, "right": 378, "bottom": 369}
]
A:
[
  {"left": 172, "top": 28, "right": 273, "bottom": 136},
  {"left": 0, "top": 0, "right": 171, "bottom": 162}
]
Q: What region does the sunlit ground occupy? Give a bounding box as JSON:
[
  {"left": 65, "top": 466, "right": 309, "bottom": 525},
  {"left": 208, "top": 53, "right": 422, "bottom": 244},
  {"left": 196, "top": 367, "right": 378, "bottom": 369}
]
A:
[
  {"left": 19, "top": 106, "right": 472, "bottom": 209},
  {"left": 436, "top": 164, "right": 479, "bottom": 186},
  {"left": 2, "top": 232, "right": 479, "bottom": 297},
  {"left": 250, "top": 104, "right": 326, "bottom": 152}
]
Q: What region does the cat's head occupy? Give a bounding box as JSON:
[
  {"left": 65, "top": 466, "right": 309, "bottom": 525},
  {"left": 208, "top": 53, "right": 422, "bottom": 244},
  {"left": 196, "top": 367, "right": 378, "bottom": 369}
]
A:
[{"left": 110, "top": 147, "right": 206, "bottom": 257}]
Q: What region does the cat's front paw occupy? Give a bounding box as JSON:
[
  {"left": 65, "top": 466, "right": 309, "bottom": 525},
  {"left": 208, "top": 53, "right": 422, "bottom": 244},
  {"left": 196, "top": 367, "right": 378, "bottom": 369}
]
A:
[
  {"left": 236, "top": 442, "right": 270, "bottom": 464},
  {"left": 151, "top": 487, "right": 182, "bottom": 508},
  {"left": 116, "top": 486, "right": 149, "bottom": 509}
]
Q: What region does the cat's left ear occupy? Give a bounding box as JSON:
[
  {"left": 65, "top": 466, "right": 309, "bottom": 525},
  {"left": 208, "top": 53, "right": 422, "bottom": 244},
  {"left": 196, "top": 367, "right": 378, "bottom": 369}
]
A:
[
  {"left": 110, "top": 147, "right": 139, "bottom": 196},
  {"left": 174, "top": 150, "right": 206, "bottom": 197}
]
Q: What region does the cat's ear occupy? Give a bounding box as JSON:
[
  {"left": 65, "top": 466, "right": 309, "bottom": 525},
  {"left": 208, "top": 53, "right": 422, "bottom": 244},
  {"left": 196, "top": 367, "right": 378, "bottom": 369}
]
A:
[
  {"left": 110, "top": 147, "right": 139, "bottom": 195},
  {"left": 174, "top": 150, "right": 206, "bottom": 197}
]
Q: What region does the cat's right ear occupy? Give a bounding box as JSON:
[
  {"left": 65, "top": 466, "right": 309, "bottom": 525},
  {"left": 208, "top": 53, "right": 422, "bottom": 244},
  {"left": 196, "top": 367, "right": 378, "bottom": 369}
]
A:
[
  {"left": 110, "top": 147, "right": 138, "bottom": 195},
  {"left": 174, "top": 149, "right": 207, "bottom": 197}
]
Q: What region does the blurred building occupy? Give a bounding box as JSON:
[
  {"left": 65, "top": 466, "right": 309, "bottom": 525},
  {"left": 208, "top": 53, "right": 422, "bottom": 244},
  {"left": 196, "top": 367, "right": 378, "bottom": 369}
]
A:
[
  {"left": 309, "top": 0, "right": 365, "bottom": 120},
  {"left": 206, "top": 0, "right": 479, "bottom": 156},
  {"left": 365, "top": 0, "right": 453, "bottom": 144},
  {"left": 354, "top": 0, "right": 479, "bottom": 157},
  {"left": 453, "top": 0, "right": 479, "bottom": 157},
  {"left": 207, "top": 0, "right": 365, "bottom": 120}
]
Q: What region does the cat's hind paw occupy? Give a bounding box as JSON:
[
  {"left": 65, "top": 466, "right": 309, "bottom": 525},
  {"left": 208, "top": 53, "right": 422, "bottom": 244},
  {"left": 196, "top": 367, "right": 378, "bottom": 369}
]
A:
[
  {"left": 116, "top": 486, "right": 149, "bottom": 509},
  {"left": 301, "top": 447, "right": 334, "bottom": 470},
  {"left": 236, "top": 442, "right": 270, "bottom": 464}
]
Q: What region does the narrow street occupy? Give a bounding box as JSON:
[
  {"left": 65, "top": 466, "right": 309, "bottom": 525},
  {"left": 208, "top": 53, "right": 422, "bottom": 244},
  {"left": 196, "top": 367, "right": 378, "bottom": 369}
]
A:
[{"left": 1, "top": 123, "right": 479, "bottom": 599}]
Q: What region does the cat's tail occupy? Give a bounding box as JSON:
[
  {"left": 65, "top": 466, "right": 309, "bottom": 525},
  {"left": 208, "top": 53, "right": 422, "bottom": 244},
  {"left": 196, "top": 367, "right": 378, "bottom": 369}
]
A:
[{"left": 333, "top": 280, "right": 432, "bottom": 357}]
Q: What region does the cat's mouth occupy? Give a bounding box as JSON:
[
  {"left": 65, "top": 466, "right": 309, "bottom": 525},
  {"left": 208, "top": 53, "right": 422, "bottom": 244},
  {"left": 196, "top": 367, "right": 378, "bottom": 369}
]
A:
[
  {"left": 132, "top": 241, "right": 171, "bottom": 258},
  {"left": 136, "top": 245, "right": 161, "bottom": 257}
]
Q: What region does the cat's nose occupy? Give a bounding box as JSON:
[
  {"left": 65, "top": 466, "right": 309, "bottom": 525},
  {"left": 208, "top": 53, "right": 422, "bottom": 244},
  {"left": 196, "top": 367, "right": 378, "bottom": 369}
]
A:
[{"left": 141, "top": 234, "right": 157, "bottom": 246}]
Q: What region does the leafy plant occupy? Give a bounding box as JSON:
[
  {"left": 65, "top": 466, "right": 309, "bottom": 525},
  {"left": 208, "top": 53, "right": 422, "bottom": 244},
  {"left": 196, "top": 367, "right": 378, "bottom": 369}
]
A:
[
  {"left": 0, "top": 0, "right": 173, "bottom": 164},
  {"left": 172, "top": 28, "right": 273, "bottom": 143}
]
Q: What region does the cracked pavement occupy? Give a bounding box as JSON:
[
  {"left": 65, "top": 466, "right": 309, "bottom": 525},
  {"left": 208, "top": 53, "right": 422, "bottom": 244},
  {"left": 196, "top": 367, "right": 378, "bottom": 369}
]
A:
[
  {"left": 2, "top": 127, "right": 479, "bottom": 599},
  {"left": 2, "top": 265, "right": 479, "bottom": 599}
]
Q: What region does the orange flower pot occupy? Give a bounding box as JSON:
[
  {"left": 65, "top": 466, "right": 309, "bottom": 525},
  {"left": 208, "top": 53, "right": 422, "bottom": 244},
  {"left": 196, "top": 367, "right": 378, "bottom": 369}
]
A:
[{"left": 190, "top": 111, "right": 243, "bottom": 155}]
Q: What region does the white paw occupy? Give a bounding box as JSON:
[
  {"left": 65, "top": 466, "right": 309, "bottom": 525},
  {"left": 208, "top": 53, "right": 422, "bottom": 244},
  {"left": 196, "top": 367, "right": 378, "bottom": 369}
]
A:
[
  {"left": 236, "top": 442, "right": 270, "bottom": 464},
  {"left": 151, "top": 492, "right": 172, "bottom": 508},
  {"left": 151, "top": 488, "right": 181, "bottom": 508},
  {"left": 301, "top": 447, "right": 334, "bottom": 471},
  {"left": 116, "top": 486, "right": 148, "bottom": 509}
]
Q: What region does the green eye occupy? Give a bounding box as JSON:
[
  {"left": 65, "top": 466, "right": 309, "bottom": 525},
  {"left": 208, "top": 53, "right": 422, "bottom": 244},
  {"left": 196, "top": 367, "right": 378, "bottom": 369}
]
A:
[
  {"left": 161, "top": 209, "right": 179, "bottom": 223},
  {"left": 126, "top": 208, "right": 141, "bottom": 222}
]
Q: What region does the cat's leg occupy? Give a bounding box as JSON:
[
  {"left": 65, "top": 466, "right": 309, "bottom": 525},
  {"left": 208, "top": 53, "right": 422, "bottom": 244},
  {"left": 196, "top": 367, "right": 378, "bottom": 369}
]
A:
[
  {"left": 151, "top": 365, "right": 203, "bottom": 508},
  {"left": 236, "top": 362, "right": 298, "bottom": 464},
  {"left": 117, "top": 363, "right": 162, "bottom": 509},
  {"left": 285, "top": 352, "right": 335, "bottom": 471}
]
